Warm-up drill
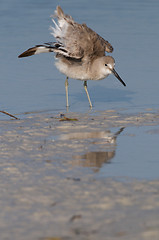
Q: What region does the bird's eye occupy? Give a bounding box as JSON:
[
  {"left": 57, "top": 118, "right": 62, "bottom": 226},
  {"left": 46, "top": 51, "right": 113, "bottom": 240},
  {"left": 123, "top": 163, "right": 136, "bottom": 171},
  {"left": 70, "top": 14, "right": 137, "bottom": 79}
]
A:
[{"left": 105, "top": 64, "right": 107, "bottom": 66}]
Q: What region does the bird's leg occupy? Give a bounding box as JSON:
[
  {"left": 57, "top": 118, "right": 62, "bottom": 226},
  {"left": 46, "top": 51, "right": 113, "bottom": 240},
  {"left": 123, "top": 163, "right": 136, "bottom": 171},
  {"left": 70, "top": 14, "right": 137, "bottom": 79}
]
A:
[
  {"left": 65, "top": 76, "right": 69, "bottom": 107},
  {"left": 84, "top": 81, "right": 92, "bottom": 108}
]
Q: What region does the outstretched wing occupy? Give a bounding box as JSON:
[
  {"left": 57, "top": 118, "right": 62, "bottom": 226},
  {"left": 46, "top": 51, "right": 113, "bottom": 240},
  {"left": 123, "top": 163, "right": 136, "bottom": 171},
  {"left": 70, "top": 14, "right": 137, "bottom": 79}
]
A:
[
  {"left": 18, "top": 42, "right": 71, "bottom": 58},
  {"left": 18, "top": 6, "right": 113, "bottom": 59},
  {"left": 50, "top": 6, "right": 113, "bottom": 59},
  {"left": 18, "top": 44, "right": 53, "bottom": 58}
]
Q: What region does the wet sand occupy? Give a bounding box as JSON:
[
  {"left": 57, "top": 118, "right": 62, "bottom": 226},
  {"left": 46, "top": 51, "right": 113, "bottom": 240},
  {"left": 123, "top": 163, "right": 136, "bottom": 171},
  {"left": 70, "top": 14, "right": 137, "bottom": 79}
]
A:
[{"left": 0, "top": 109, "right": 159, "bottom": 240}]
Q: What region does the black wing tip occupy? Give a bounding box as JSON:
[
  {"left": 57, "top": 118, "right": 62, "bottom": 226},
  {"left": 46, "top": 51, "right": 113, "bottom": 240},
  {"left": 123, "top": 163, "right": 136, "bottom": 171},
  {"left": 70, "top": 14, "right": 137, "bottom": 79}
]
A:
[
  {"left": 18, "top": 49, "right": 36, "bottom": 58},
  {"left": 18, "top": 53, "right": 26, "bottom": 58}
]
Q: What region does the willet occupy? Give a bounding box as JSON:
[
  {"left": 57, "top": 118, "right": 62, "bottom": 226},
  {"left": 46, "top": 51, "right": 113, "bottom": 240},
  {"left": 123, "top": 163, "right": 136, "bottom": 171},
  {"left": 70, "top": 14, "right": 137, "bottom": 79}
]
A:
[{"left": 18, "top": 6, "right": 126, "bottom": 108}]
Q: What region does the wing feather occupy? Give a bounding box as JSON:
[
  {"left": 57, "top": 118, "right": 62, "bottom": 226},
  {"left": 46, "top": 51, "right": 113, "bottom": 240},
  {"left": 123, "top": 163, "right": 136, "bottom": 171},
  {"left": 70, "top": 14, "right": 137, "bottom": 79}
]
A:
[
  {"left": 50, "top": 6, "right": 113, "bottom": 60},
  {"left": 18, "top": 6, "right": 113, "bottom": 60}
]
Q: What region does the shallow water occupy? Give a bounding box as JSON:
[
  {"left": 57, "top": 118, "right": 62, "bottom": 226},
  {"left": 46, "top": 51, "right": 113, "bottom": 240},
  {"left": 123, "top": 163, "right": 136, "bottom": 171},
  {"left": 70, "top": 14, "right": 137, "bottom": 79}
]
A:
[
  {"left": 99, "top": 125, "right": 159, "bottom": 180},
  {"left": 1, "top": 0, "right": 159, "bottom": 113}
]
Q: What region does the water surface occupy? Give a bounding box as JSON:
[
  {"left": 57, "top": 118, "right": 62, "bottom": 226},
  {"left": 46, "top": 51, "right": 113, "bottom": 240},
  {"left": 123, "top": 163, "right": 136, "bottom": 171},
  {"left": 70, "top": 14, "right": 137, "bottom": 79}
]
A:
[{"left": 1, "top": 0, "right": 159, "bottom": 113}]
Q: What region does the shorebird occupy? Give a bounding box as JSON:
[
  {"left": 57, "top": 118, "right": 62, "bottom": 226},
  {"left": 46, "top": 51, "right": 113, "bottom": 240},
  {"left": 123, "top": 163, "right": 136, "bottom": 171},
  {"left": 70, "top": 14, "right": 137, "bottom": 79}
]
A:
[{"left": 18, "top": 6, "right": 126, "bottom": 108}]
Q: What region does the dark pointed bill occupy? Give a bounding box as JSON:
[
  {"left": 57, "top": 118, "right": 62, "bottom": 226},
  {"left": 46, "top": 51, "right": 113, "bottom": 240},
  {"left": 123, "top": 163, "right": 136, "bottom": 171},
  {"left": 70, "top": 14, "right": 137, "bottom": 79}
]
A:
[{"left": 111, "top": 68, "right": 126, "bottom": 87}]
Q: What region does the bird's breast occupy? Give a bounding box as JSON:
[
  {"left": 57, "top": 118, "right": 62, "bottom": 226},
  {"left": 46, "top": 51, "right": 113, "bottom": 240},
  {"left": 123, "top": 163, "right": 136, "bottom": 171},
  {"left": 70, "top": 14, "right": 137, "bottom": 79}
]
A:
[{"left": 55, "top": 60, "right": 91, "bottom": 80}]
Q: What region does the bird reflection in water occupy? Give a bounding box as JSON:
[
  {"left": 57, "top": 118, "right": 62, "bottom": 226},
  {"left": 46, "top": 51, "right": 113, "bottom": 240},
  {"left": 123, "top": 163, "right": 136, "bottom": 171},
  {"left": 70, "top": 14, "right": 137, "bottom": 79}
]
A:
[
  {"left": 60, "top": 127, "right": 124, "bottom": 172},
  {"left": 73, "top": 151, "right": 115, "bottom": 172}
]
